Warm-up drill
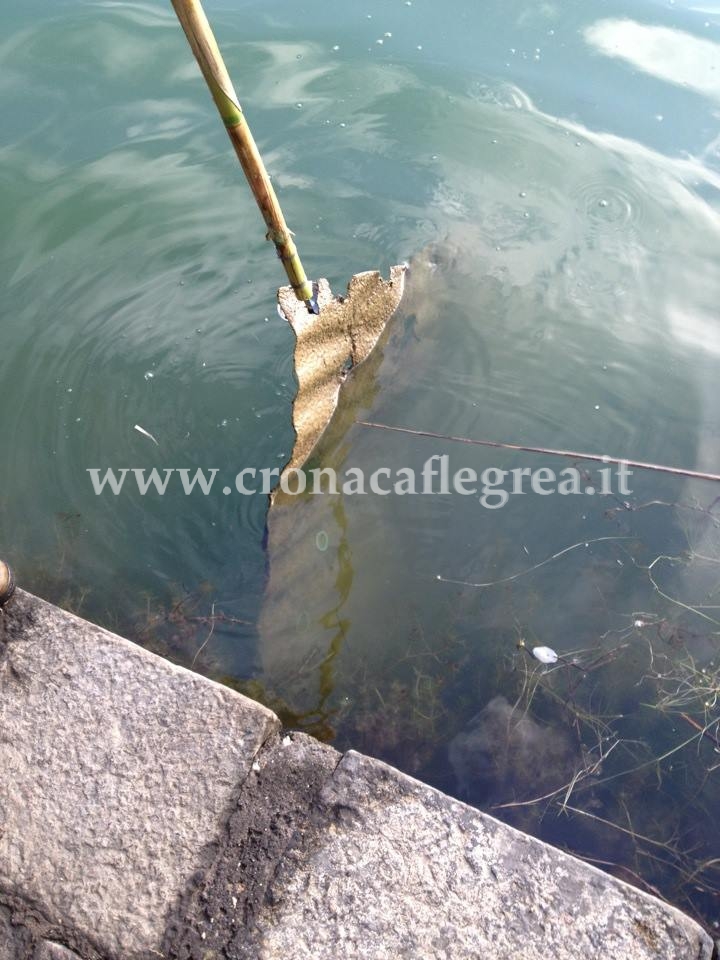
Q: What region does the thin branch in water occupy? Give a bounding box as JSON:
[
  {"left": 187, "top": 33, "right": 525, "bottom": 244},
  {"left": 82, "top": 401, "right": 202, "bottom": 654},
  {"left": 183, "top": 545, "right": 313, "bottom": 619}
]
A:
[
  {"left": 191, "top": 601, "right": 217, "bottom": 668},
  {"left": 605, "top": 499, "right": 720, "bottom": 524},
  {"left": 436, "top": 536, "right": 633, "bottom": 588},
  {"left": 357, "top": 420, "right": 720, "bottom": 483},
  {"left": 678, "top": 712, "right": 720, "bottom": 751},
  {"left": 560, "top": 803, "right": 683, "bottom": 854},
  {"left": 612, "top": 543, "right": 720, "bottom": 628}
]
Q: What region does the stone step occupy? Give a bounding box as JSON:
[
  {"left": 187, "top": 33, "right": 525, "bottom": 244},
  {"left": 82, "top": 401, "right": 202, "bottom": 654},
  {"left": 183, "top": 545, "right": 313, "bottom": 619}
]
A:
[{"left": 0, "top": 590, "right": 713, "bottom": 960}]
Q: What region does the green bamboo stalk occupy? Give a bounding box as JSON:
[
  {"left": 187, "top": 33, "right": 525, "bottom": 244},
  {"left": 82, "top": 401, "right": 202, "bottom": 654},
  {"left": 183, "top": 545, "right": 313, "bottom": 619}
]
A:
[{"left": 170, "top": 0, "right": 317, "bottom": 311}]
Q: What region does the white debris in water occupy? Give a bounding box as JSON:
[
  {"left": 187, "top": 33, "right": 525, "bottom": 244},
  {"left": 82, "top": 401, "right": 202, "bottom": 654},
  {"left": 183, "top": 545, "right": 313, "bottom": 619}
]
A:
[
  {"left": 133, "top": 424, "right": 159, "bottom": 446},
  {"left": 252, "top": 760, "right": 261, "bottom": 772},
  {"left": 282, "top": 735, "right": 292, "bottom": 746},
  {"left": 532, "top": 646, "right": 559, "bottom": 664}
]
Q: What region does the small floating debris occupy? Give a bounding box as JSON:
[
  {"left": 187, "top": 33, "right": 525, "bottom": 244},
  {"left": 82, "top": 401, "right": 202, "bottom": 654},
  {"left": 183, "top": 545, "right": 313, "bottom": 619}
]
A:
[
  {"left": 133, "top": 424, "right": 159, "bottom": 446},
  {"left": 532, "top": 645, "right": 559, "bottom": 664}
]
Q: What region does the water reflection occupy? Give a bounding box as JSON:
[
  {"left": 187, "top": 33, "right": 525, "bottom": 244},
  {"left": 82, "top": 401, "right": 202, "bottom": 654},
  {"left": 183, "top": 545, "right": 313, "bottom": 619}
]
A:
[{"left": 585, "top": 18, "right": 720, "bottom": 101}]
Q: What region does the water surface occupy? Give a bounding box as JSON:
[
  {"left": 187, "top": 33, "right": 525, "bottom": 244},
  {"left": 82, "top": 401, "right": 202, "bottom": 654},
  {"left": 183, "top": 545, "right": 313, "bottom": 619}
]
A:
[{"left": 2, "top": 0, "right": 720, "bottom": 928}]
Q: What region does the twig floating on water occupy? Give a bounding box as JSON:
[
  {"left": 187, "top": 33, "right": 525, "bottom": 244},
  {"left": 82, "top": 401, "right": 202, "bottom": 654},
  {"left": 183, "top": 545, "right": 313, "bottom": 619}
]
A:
[
  {"left": 436, "top": 535, "right": 633, "bottom": 588},
  {"left": 356, "top": 420, "right": 720, "bottom": 483}
]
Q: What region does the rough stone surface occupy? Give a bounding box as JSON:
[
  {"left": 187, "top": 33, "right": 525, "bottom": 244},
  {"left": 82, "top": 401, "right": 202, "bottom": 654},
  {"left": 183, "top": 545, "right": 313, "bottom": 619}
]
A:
[
  {"left": 255, "top": 751, "right": 714, "bottom": 960},
  {"left": 0, "top": 591, "right": 279, "bottom": 960},
  {"left": 166, "top": 732, "right": 340, "bottom": 960},
  {"left": 0, "top": 905, "right": 21, "bottom": 960}
]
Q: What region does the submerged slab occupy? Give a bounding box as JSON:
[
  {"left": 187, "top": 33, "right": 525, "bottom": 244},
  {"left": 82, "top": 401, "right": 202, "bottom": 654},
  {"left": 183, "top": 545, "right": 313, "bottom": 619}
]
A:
[
  {"left": 255, "top": 751, "right": 713, "bottom": 960},
  {"left": 0, "top": 591, "right": 279, "bottom": 960}
]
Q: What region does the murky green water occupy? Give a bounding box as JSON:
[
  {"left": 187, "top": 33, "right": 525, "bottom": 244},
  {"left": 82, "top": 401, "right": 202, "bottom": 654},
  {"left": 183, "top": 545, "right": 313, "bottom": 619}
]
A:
[{"left": 3, "top": 0, "right": 720, "bottom": 929}]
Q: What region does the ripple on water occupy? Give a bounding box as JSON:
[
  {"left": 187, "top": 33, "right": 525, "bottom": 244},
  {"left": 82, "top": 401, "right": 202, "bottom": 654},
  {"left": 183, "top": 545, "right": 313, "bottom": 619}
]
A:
[{"left": 570, "top": 176, "right": 647, "bottom": 239}]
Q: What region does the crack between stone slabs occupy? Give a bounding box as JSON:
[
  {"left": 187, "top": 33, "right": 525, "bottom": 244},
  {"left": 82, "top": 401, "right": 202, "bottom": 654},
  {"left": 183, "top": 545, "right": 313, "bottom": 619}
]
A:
[
  {"left": 0, "top": 595, "right": 340, "bottom": 960},
  {"left": 157, "top": 715, "right": 282, "bottom": 957},
  {"left": 161, "top": 729, "right": 341, "bottom": 960}
]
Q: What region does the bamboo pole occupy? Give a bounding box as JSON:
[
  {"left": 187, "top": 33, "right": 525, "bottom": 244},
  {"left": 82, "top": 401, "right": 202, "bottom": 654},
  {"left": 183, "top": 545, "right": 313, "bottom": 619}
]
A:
[{"left": 170, "top": 0, "right": 317, "bottom": 312}]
